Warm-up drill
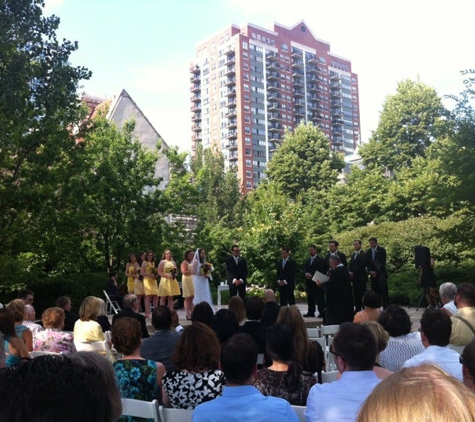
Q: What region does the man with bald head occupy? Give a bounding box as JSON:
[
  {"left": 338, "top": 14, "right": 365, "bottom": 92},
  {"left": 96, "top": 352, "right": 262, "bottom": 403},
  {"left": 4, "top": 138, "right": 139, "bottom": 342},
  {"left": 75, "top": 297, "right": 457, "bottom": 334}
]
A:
[
  {"left": 23, "top": 304, "right": 44, "bottom": 337},
  {"left": 260, "top": 289, "right": 280, "bottom": 326}
]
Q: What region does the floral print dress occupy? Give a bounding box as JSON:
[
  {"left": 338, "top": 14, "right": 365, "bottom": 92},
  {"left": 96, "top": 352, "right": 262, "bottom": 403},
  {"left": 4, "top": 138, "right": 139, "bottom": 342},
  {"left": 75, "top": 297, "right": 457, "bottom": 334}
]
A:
[{"left": 113, "top": 359, "right": 158, "bottom": 422}]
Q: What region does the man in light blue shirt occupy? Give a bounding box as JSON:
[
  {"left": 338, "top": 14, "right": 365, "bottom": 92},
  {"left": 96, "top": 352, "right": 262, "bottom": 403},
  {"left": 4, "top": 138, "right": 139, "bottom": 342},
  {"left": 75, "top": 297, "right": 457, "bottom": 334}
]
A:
[
  {"left": 193, "top": 333, "right": 299, "bottom": 422},
  {"left": 305, "top": 322, "right": 381, "bottom": 422},
  {"left": 403, "top": 309, "right": 462, "bottom": 381}
]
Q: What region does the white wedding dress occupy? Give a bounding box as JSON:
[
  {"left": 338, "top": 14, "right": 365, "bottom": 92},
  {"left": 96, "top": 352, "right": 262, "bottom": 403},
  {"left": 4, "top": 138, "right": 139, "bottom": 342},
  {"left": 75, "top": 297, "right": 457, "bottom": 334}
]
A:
[{"left": 192, "top": 249, "right": 214, "bottom": 308}]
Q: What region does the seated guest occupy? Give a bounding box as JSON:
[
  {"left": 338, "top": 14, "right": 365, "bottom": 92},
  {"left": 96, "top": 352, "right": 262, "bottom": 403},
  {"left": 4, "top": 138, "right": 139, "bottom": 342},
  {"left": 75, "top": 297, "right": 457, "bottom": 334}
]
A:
[
  {"left": 353, "top": 290, "right": 381, "bottom": 324},
  {"left": 55, "top": 296, "right": 79, "bottom": 332},
  {"left": 162, "top": 323, "right": 225, "bottom": 409},
  {"left": 192, "top": 333, "right": 299, "bottom": 422},
  {"left": 111, "top": 317, "right": 164, "bottom": 413},
  {"left": 140, "top": 305, "right": 181, "bottom": 371},
  {"left": 228, "top": 296, "right": 246, "bottom": 326},
  {"left": 191, "top": 302, "right": 214, "bottom": 326},
  {"left": 277, "top": 305, "right": 323, "bottom": 380},
  {"left": 112, "top": 293, "right": 149, "bottom": 338},
  {"left": 6, "top": 299, "right": 33, "bottom": 351},
  {"left": 96, "top": 298, "right": 111, "bottom": 332},
  {"left": 254, "top": 323, "right": 316, "bottom": 405},
  {"left": 357, "top": 364, "right": 475, "bottom": 422},
  {"left": 378, "top": 305, "right": 424, "bottom": 371},
  {"left": 461, "top": 338, "right": 475, "bottom": 391},
  {"left": 450, "top": 283, "right": 475, "bottom": 346},
  {"left": 0, "top": 308, "right": 30, "bottom": 367},
  {"left": 260, "top": 289, "right": 280, "bottom": 327},
  {"left": 210, "top": 309, "right": 239, "bottom": 345},
  {"left": 34, "top": 307, "right": 76, "bottom": 355},
  {"left": 305, "top": 322, "right": 381, "bottom": 422},
  {"left": 439, "top": 282, "right": 458, "bottom": 316},
  {"left": 171, "top": 309, "right": 184, "bottom": 333},
  {"left": 239, "top": 296, "right": 267, "bottom": 354},
  {"left": 73, "top": 296, "right": 105, "bottom": 343},
  {"left": 22, "top": 304, "right": 44, "bottom": 337},
  {"left": 0, "top": 355, "right": 121, "bottom": 422},
  {"left": 362, "top": 322, "right": 393, "bottom": 380},
  {"left": 0, "top": 332, "right": 4, "bottom": 368},
  {"left": 403, "top": 309, "right": 462, "bottom": 381}
]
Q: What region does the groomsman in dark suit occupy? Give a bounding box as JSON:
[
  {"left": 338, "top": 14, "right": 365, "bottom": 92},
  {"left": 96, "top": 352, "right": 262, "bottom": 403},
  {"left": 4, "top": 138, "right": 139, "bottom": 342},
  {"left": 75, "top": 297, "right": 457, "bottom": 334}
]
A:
[
  {"left": 303, "top": 245, "right": 328, "bottom": 318},
  {"left": 225, "top": 244, "right": 248, "bottom": 301},
  {"left": 276, "top": 248, "right": 296, "bottom": 306},
  {"left": 325, "top": 240, "right": 348, "bottom": 269},
  {"left": 366, "top": 237, "right": 389, "bottom": 308},
  {"left": 348, "top": 240, "right": 368, "bottom": 312}
]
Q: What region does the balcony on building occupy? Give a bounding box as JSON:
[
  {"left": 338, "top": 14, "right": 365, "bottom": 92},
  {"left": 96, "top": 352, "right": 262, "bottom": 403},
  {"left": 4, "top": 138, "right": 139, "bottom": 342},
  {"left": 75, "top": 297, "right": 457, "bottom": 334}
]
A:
[
  {"left": 269, "top": 122, "right": 282, "bottom": 132},
  {"left": 330, "top": 80, "right": 342, "bottom": 89},
  {"left": 191, "top": 94, "right": 201, "bottom": 102},
  {"left": 310, "top": 102, "right": 320, "bottom": 111},
  {"left": 224, "top": 139, "right": 238, "bottom": 150},
  {"left": 192, "top": 112, "right": 202, "bottom": 121},
  {"left": 225, "top": 108, "right": 237, "bottom": 119},
  {"left": 226, "top": 129, "right": 238, "bottom": 139},
  {"left": 269, "top": 112, "right": 281, "bottom": 121},
  {"left": 307, "top": 54, "right": 317, "bottom": 64},
  {"left": 330, "top": 73, "right": 341, "bottom": 80},
  {"left": 309, "top": 84, "right": 318, "bottom": 93},
  {"left": 312, "top": 113, "right": 325, "bottom": 121},
  {"left": 293, "top": 77, "right": 303, "bottom": 87},
  {"left": 225, "top": 77, "right": 236, "bottom": 86},
  {"left": 331, "top": 99, "right": 343, "bottom": 107},
  {"left": 331, "top": 90, "right": 342, "bottom": 98},
  {"left": 268, "top": 102, "right": 280, "bottom": 111},
  {"left": 294, "top": 108, "right": 305, "bottom": 117},
  {"left": 291, "top": 47, "right": 303, "bottom": 58},
  {"left": 270, "top": 133, "right": 283, "bottom": 142},
  {"left": 332, "top": 107, "right": 343, "bottom": 117},
  {"left": 332, "top": 117, "right": 344, "bottom": 125},
  {"left": 267, "top": 91, "right": 279, "bottom": 101},
  {"left": 294, "top": 88, "right": 304, "bottom": 97},
  {"left": 224, "top": 53, "right": 235, "bottom": 66},
  {"left": 225, "top": 87, "right": 236, "bottom": 97},
  {"left": 292, "top": 58, "right": 304, "bottom": 68},
  {"left": 225, "top": 66, "right": 236, "bottom": 76},
  {"left": 292, "top": 68, "right": 304, "bottom": 77},
  {"left": 192, "top": 132, "right": 202, "bottom": 142},
  {"left": 267, "top": 70, "right": 279, "bottom": 80},
  {"left": 190, "top": 68, "right": 200, "bottom": 83},
  {"left": 267, "top": 81, "right": 280, "bottom": 91},
  {"left": 192, "top": 123, "right": 202, "bottom": 131},
  {"left": 191, "top": 83, "right": 201, "bottom": 93},
  {"left": 227, "top": 98, "right": 237, "bottom": 108},
  {"left": 294, "top": 98, "right": 305, "bottom": 106},
  {"left": 227, "top": 119, "right": 237, "bottom": 128},
  {"left": 229, "top": 152, "right": 238, "bottom": 161},
  {"left": 307, "top": 65, "right": 318, "bottom": 74},
  {"left": 190, "top": 103, "right": 201, "bottom": 112}
]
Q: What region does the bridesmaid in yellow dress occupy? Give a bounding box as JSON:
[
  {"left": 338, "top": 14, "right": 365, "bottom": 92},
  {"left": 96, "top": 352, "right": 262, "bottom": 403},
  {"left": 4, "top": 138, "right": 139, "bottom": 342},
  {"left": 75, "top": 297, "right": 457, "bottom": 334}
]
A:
[
  {"left": 181, "top": 250, "right": 195, "bottom": 320},
  {"left": 141, "top": 250, "right": 158, "bottom": 318},
  {"left": 157, "top": 249, "right": 181, "bottom": 311},
  {"left": 125, "top": 253, "right": 139, "bottom": 293}
]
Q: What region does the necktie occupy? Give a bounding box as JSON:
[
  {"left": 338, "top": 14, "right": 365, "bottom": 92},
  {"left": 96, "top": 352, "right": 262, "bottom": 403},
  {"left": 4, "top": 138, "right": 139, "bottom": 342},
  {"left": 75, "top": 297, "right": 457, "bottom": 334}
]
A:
[
  {"left": 282, "top": 259, "right": 286, "bottom": 269},
  {"left": 372, "top": 249, "right": 376, "bottom": 260},
  {"left": 235, "top": 257, "right": 239, "bottom": 265},
  {"left": 310, "top": 257, "right": 314, "bottom": 265}
]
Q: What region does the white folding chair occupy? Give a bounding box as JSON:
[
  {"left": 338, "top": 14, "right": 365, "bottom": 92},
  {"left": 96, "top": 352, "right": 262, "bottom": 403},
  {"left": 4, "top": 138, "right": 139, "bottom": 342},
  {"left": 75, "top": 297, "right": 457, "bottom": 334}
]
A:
[
  {"left": 158, "top": 405, "right": 193, "bottom": 422},
  {"left": 321, "top": 370, "right": 339, "bottom": 383},
  {"left": 121, "top": 398, "right": 160, "bottom": 422},
  {"left": 306, "top": 327, "right": 321, "bottom": 339},
  {"left": 291, "top": 405, "right": 306, "bottom": 422},
  {"left": 103, "top": 290, "right": 121, "bottom": 315},
  {"left": 29, "top": 351, "right": 61, "bottom": 358},
  {"left": 74, "top": 339, "right": 113, "bottom": 362},
  {"left": 321, "top": 324, "right": 339, "bottom": 337}
]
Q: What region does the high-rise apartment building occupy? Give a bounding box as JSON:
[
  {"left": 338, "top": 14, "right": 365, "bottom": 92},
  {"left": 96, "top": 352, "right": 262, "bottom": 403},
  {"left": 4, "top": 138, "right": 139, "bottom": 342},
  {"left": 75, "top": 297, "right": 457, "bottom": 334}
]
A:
[{"left": 190, "top": 20, "right": 360, "bottom": 192}]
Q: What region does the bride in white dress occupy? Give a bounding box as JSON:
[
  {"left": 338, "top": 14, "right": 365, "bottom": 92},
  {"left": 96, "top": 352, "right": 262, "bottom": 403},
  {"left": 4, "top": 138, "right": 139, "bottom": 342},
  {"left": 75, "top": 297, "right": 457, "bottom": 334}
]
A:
[{"left": 192, "top": 248, "right": 214, "bottom": 308}]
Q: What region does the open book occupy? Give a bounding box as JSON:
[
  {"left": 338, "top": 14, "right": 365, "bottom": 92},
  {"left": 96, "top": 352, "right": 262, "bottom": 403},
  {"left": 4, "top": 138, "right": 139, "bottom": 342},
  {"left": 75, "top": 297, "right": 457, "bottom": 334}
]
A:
[{"left": 312, "top": 271, "right": 329, "bottom": 283}]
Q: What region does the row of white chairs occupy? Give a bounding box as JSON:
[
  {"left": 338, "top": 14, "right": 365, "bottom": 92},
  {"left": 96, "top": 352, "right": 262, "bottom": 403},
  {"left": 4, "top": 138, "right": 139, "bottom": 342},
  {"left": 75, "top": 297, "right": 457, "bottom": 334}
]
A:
[
  {"left": 307, "top": 324, "right": 340, "bottom": 375},
  {"left": 120, "top": 399, "right": 308, "bottom": 422}
]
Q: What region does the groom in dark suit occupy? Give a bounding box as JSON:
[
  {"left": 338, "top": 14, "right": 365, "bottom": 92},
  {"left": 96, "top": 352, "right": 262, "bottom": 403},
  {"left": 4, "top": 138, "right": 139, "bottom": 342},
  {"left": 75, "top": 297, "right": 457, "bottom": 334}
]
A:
[
  {"left": 303, "top": 245, "right": 327, "bottom": 318},
  {"left": 366, "top": 237, "right": 389, "bottom": 308},
  {"left": 225, "top": 244, "right": 248, "bottom": 301},
  {"left": 276, "top": 248, "right": 297, "bottom": 306}
]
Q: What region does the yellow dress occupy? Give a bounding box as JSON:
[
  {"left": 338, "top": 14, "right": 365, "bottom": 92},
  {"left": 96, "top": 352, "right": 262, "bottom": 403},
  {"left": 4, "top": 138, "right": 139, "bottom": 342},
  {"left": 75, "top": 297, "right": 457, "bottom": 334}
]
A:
[
  {"left": 143, "top": 261, "right": 159, "bottom": 296},
  {"left": 158, "top": 260, "right": 181, "bottom": 297},
  {"left": 127, "top": 264, "right": 136, "bottom": 293},
  {"left": 182, "top": 262, "right": 194, "bottom": 298}
]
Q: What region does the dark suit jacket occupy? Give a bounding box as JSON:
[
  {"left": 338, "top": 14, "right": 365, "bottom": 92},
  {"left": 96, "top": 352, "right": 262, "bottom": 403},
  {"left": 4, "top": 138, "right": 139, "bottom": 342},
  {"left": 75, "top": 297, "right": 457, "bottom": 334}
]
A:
[
  {"left": 325, "top": 251, "right": 348, "bottom": 269},
  {"left": 140, "top": 330, "right": 181, "bottom": 371},
  {"left": 112, "top": 307, "right": 149, "bottom": 338},
  {"left": 324, "top": 265, "right": 353, "bottom": 325},
  {"left": 260, "top": 302, "right": 280, "bottom": 327},
  {"left": 225, "top": 256, "right": 248, "bottom": 286},
  {"left": 239, "top": 320, "right": 267, "bottom": 353},
  {"left": 63, "top": 310, "right": 79, "bottom": 332},
  {"left": 349, "top": 250, "right": 368, "bottom": 281},
  {"left": 304, "top": 254, "right": 327, "bottom": 280},
  {"left": 276, "top": 258, "right": 297, "bottom": 287},
  {"left": 366, "top": 246, "right": 387, "bottom": 276}
]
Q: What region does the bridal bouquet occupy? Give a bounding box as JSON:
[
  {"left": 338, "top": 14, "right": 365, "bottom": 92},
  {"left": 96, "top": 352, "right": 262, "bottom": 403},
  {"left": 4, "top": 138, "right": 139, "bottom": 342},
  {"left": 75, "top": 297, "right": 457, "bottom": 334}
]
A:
[{"left": 200, "top": 262, "right": 213, "bottom": 278}]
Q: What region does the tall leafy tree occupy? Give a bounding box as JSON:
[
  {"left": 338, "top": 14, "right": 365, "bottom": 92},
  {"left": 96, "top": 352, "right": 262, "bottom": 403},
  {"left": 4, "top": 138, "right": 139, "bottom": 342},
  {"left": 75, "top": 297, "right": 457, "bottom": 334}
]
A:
[
  {"left": 266, "top": 122, "right": 344, "bottom": 200},
  {"left": 359, "top": 79, "right": 447, "bottom": 172}
]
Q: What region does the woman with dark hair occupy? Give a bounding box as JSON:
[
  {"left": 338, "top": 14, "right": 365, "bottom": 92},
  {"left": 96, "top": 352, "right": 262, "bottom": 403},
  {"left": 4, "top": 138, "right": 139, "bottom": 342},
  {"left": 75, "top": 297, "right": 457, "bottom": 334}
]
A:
[
  {"left": 181, "top": 249, "right": 195, "bottom": 320},
  {"left": 161, "top": 322, "right": 225, "bottom": 409},
  {"left": 254, "top": 323, "right": 316, "bottom": 405},
  {"left": 141, "top": 250, "right": 158, "bottom": 319},
  {"left": 228, "top": 296, "right": 246, "bottom": 326},
  {"left": 111, "top": 317, "right": 164, "bottom": 419},
  {"left": 210, "top": 309, "right": 239, "bottom": 345},
  {"left": 157, "top": 249, "right": 180, "bottom": 311},
  {"left": 378, "top": 305, "right": 425, "bottom": 371},
  {"left": 191, "top": 248, "right": 214, "bottom": 308},
  {"left": 0, "top": 308, "right": 30, "bottom": 367},
  {"left": 191, "top": 302, "right": 214, "bottom": 327},
  {"left": 353, "top": 290, "right": 382, "bottom": 324}
]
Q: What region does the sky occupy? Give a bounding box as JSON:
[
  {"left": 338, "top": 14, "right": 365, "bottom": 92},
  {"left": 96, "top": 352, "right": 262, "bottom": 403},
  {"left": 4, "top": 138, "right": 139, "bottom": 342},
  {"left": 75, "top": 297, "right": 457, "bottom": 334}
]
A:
[{"left": 45, "top": 0, "right": 474, "bottom": 152}]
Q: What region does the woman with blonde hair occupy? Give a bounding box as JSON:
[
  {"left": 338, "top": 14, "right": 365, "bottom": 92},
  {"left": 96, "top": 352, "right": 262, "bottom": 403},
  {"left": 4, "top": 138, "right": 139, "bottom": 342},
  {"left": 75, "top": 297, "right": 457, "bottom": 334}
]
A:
[
  {"left": 362, "top": 321, "right": 393, "bottom": 380},
  {"left": 157, "top": 249, "right": 181, "bottom": 311},
  {"left": 228, "top": 296, "right": 246, "bottom": 326},
  {"left": 73, "top": 296, "right": 105, "bottom": 343},
  {"left": 357, "top": 364, "right": 475, "bottom": 422},
  {"left": 6, "top": 299, "right": 33, "bottom": 351},
  {"left": 276, "top": 305, "right": 323, "bottom": 380},
  {"left": 181, "top": 249, "right": 195, "bottom": 320}
]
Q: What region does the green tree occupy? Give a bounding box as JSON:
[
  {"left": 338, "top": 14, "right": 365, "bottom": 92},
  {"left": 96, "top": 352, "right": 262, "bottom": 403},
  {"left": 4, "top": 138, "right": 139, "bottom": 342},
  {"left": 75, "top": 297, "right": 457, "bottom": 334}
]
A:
[
  {"left": 266, "top": 122, "right": 345, "bottom": 199},
  {"left": 359, "top": 79, "right": 447, "bottom": 172}
]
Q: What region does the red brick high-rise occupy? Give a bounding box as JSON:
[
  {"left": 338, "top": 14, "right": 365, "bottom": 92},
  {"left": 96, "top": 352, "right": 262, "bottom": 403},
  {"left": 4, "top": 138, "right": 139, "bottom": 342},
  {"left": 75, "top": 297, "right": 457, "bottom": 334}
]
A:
[{"left": 190, "top": 20, "right": 360, "bottom": 192}]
